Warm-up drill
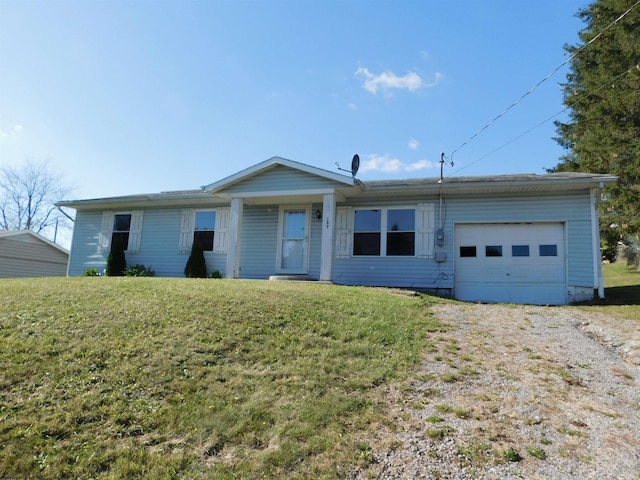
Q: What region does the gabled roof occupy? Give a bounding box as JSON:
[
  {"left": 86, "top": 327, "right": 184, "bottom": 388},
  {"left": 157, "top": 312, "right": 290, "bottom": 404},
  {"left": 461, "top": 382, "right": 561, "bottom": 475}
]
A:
[
  {"left": 202, "top": 156, "right": 354, "bottom": 193},
  {"left": 0, "top": 230, "right": 69, "bottom": 255},
  {"left": 56, "top": 156, "right": 618, "bottom": 210}
]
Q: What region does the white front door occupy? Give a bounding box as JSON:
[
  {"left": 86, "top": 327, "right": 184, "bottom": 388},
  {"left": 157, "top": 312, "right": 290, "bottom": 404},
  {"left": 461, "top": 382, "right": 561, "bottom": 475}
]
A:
[{"left": 277, "top": 207, "right": 310, "bottom": 274}]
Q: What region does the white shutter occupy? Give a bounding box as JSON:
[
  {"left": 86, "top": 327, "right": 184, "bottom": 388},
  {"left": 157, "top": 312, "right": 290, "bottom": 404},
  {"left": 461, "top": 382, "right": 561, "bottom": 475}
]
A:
[
  {"left": 213, "top": 207, "right": 230, "bottom": 254},
  {"left": 416, "top": 203, "right": 435, "bottom": 258},
  {"left": 98, "top": 211, "right": 114, "bottom": 253},
  {"left": 335, "top": 206, "right": 353, "bottom": 258},
  {"left": 128, "top": 210, "right": 144, "bottom": 253},
  {"left": 178, "top": 209, "right": 196, "bottom": 253}
]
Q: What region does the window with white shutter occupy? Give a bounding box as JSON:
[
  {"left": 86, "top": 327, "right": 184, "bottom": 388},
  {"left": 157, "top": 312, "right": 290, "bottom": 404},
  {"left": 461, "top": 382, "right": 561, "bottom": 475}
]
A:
[
  {"left": 179, "top": 208, "right": 229, "bottom": 254},
  {"left": 335, "top": 206, "right": 353, "bottom": 258},
  {"left": 213, "top": 207, "right": 230, "bottom": 254},
  {"left": 99, "top": 211, "right": 114, "bottom": 253},
  {"left": 99, "top": 210, "right": 144, "bottom": 253},
  {"left": 416, "top": 203, "right": 435, "bottom": 258},
  {"left": 178, "top": 209, "right": 196, "bottom": 253}
]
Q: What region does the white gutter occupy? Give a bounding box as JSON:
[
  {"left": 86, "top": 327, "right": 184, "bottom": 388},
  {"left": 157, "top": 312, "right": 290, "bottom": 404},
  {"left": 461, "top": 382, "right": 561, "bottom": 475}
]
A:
[{"left": 591, "top": 185, "right": 605, "bottom": 299}]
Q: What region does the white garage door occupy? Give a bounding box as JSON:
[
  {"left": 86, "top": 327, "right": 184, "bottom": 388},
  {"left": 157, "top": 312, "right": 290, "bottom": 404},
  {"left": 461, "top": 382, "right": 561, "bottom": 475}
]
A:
[{"left": 454, "top": 223, "right": 566, "bottom": 305}]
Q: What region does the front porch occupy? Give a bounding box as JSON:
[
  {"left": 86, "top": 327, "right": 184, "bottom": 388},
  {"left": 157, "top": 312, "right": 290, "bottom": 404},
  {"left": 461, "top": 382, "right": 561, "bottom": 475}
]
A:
[{"left": 222, "top": 193, "right": 340, "bottom": 282}]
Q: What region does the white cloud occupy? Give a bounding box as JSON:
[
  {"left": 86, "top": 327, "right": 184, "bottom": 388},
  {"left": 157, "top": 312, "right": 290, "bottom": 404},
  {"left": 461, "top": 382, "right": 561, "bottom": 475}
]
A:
[
  {"left": 360, "top": 154, "right": 435, "bottom": 174},
  {"left": 355, "top": 68, "right": 422, "bottom": 95},
  {"left": 0, "top": 124, "right": 22, "bottom": 139},
  {"left": 405, "top": 159, "right": 433, "bottom": 171},
  {"left": 355, "top": 67, "right": 429, "bottom": 95},
  {"left": 360, "top": 154, "right": 403, "bottom": 173},
  {"left": 347, "top": 102, "right": 357, "bottom": 111},
  {"left": 408, "top": 138, "right": 419, "bottom": 150}
]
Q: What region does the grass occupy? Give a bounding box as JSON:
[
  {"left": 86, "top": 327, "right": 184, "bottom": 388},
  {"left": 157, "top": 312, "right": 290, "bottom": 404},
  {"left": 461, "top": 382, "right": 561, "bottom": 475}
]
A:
[
  {"left": 0, "top": 277, "right": 446, "bottom": 479},
  {"left": 577, "top": 262, "right": 640, "bottom": 320},
  {"left": 1, "top": 261, "right": 636, "bottom": 478}
]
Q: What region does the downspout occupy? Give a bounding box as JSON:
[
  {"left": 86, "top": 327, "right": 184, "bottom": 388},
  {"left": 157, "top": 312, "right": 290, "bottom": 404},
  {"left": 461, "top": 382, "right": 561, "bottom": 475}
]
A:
[{"left": 591, "top": 184, "right": 605, "bottom": 299}]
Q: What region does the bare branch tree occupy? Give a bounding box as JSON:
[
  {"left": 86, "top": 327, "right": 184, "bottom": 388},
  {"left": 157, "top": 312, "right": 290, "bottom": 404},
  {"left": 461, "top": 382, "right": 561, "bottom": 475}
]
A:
[{"left": 0, "top": 158, "right": 74, "bottom": 240}]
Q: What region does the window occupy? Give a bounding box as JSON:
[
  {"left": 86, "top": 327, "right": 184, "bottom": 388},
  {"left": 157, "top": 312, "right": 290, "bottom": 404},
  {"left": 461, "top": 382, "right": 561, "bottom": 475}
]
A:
[
  {"left": 539, "top": 244, "right": 558, "bottom": 257},
  {"left": 512, "top": 245, "right": 530, "bottom": 257},
  {"left": 485, "top": 245, "right": 502, "bottom": 257},
  {"left": 354, "top": 209, "right": 381, "bottom": 255},
  {"left": 179, "top": 208, "right": 229, "bottom": 254},
  {"left": 194, "top": 211, "right": 216, "bottom": 251},
  {"left": 335, "top": 204, "right": 434, "bottom": 259},
  {"left": 387, "top": 209, "right": 415, "bottom": 256},
  {"left": 353, "top": 208, "right": 417, "bottom": 256},
  {"left": 99, "top": 211, "right": 144, "bottom": 254},
  {"left": 112, "top": 214, "right": 131, "bottom": 251},
  {"left": 460, "top": 246, "right": 477, "bottom": 257}
]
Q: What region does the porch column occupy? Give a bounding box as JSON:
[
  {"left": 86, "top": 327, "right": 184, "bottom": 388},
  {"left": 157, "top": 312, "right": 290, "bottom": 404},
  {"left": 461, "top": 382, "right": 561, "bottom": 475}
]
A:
[
  {"left": 226, "top": 197, "right": 243, "bottom": 279},
  {"left": 320, "top": 193, "right": 336, "bottom": 281}
]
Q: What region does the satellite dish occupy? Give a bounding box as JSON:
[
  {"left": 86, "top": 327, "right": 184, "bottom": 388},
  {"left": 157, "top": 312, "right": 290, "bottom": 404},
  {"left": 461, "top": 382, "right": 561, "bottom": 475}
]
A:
[
  {"left": 335, "top": 154, "right": 360, "bottom": 178},
  {"left": 351, "top": 154, "right": 360, "bottom": 177}
]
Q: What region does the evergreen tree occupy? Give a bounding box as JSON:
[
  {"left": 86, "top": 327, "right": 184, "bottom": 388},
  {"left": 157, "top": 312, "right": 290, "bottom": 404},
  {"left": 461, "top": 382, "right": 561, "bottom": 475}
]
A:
[
  {"left": 552, "top": 0, "right": 640, "bottom": 259},
  {"left": 106, "top": 247, "right": 127, "bottom": 276},
  {"left": 184, "top": 242, "right": 207, "bottom": 278}
]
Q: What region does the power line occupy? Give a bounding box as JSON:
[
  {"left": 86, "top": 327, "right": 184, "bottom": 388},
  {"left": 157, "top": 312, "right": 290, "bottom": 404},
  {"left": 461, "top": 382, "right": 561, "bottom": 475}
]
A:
[
  {"left": 449, "top": 63, "right": 639, "bottom": 176},
  {"left": 448, "top": 0, "right": 640, "bottom": 162}
]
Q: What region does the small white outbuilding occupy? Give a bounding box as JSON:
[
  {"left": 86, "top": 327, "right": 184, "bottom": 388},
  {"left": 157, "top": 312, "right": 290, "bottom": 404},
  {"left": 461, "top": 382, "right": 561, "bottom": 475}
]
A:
[{"left": 0, "top": 230, "right": 69, "bottom": 278}]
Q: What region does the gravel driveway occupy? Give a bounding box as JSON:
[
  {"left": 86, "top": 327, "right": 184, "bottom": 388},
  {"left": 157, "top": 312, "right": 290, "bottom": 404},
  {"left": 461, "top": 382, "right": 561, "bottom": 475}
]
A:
[{"left": 349, "top": 303, "right": 640, "bottom": 479}]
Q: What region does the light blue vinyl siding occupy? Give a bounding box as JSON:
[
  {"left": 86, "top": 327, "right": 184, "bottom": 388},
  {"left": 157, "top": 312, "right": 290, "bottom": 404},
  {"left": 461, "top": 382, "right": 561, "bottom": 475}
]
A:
[
  {"left": 333, "top": 192, "right": 594, "bottom": 291},
  {"left": 224, "top": 165, "right": 345, "bottom": 193},
  {"left": 333, "top": 197, "right": 451, "bottom": 289},
  {"left": 67, "top": 210, "right": 109, "bottom": 275},
  {"left": 308, "top": 203, "right": 323, "bottom": 279},
  {"left": 239, "top": 205, "right": 279, "bottom": 279},
  {"left": 445, "top": 192, "right": 593, "bottom": 288},
  {"left": 237, "top": 203, "right": 324, "bottom": 279},
  {"left": 67, "top": 208, "right": 227, "bottom": 277}
]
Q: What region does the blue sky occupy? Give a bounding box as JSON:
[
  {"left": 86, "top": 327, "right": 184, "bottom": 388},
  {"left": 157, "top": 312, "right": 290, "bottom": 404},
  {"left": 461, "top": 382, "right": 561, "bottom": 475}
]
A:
[{"left": 1, "top": 0, "right": 588, "bottom": 202}]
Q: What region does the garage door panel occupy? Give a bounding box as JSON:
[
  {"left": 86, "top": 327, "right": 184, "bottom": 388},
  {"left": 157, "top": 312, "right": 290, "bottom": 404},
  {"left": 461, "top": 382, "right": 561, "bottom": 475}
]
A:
[{"left": 454, "top": 223, "right": 566, "bottom": 305}]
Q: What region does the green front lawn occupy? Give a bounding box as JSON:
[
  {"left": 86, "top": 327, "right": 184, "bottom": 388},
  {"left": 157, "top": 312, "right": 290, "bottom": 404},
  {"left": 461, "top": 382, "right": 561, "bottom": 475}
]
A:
[
  {"left": 1, "top": 263, "right": 637, "bottom": 479},
  {"left": 0, "top": 278, "right": 445, "bottom": 479}
]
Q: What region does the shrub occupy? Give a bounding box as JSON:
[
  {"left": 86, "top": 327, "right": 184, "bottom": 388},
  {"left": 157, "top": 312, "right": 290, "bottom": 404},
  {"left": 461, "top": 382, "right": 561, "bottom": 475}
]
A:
[
  {"left": 106, "top": 247, "right": 126, "bottom": 276},
  {"left": 126, "top": 264, "right": 156, "bottom": 277},
  {"left": 82, "top": 267, "right": 100, "bottom": 276},
  {"left": 210, "top": 270, "right": 222, "bottom": 279},
  {"left": 184, "top": 243, "right": 207, "bottom": 278}
]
